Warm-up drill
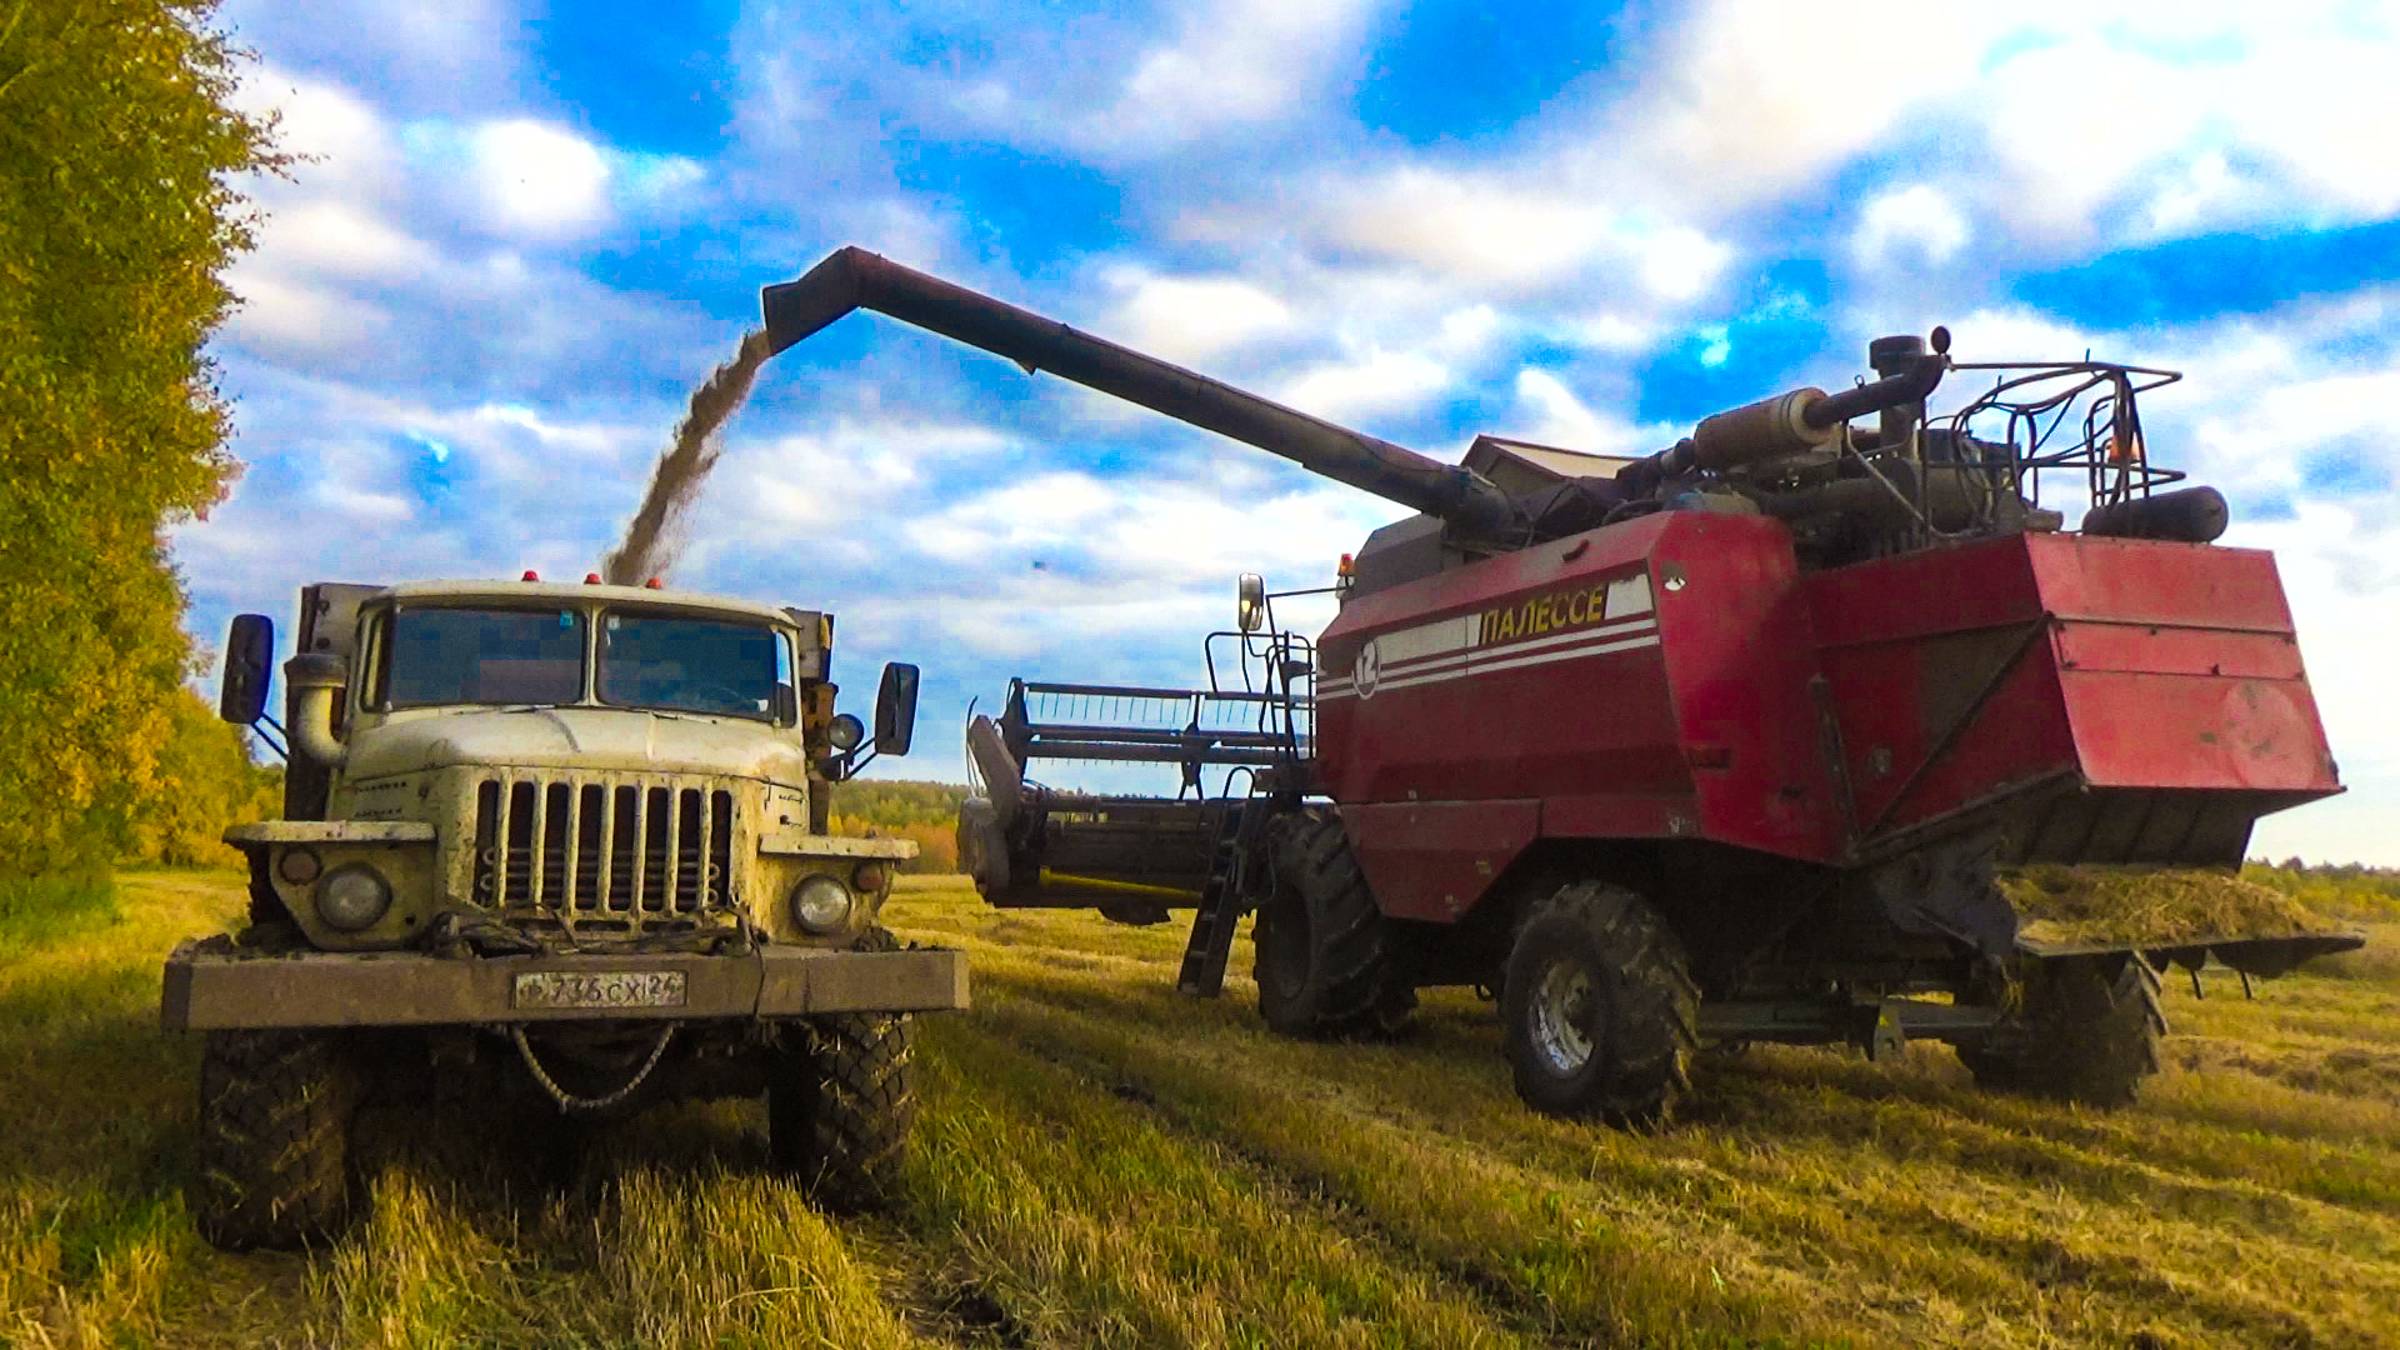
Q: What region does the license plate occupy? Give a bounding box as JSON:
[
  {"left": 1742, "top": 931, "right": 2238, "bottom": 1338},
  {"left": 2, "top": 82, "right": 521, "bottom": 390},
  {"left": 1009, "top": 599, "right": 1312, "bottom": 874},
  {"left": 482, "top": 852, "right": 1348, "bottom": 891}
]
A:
[{"left": 512, "top": 970, "right": 687, "bottom": 1011}]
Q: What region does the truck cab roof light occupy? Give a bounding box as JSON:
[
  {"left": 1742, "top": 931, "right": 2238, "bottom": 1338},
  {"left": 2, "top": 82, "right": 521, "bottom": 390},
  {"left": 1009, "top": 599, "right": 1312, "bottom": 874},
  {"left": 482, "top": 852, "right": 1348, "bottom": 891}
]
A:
[{"left": 521, "top": 570, "right": 540, "bottom": 582}]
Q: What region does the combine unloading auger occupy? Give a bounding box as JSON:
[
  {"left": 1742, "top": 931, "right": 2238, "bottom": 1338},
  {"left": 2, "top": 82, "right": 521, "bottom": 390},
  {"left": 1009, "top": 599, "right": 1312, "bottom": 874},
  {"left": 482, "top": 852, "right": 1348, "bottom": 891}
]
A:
[{"left": 761, "top": 246, "right": 2357, "bottom": 1122}]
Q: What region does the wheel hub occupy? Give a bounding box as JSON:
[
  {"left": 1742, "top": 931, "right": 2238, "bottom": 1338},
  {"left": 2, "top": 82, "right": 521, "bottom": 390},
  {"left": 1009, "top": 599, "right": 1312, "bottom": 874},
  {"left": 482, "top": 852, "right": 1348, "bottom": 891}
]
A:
[{"left": 1530, "top": 961, "right": 1597, "bottom": 1075}]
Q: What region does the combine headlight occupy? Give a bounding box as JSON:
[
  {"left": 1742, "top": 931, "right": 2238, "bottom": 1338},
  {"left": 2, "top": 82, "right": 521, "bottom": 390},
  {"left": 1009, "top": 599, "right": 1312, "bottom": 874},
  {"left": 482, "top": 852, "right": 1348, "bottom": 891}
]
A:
[
  {"left": 790, "top": 874, "right": 855, "bottom": 934},
  {"left": 316, "top": 865, "right": 392, "bottom": 931}
]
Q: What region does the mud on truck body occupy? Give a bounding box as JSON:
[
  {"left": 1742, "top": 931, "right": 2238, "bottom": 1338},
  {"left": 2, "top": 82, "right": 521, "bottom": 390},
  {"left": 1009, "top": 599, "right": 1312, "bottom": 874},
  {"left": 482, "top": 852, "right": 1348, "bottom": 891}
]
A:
[
  {"left": 167, "top": 576, "right": 962, "bottom": 1249},
  {"left": 756, "top": 247, "right": 2360, "bottom": 1126}
]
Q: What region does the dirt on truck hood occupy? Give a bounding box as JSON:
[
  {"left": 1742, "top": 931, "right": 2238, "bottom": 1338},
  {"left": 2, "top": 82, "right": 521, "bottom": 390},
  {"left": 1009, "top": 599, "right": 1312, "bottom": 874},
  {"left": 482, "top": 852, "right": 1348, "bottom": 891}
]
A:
[{"left": 344, "top": 707, "right": 813, "bottom": 782}]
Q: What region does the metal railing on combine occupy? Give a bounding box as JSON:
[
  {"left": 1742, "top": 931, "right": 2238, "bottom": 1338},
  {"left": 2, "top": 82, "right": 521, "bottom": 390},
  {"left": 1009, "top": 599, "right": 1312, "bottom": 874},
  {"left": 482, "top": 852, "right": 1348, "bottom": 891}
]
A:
[
  {"left": 996, "top": 674, "right": 1309, "bottom": 798},
  {"left": 471, "top": 777, "right": 736, "bottom": 927}
]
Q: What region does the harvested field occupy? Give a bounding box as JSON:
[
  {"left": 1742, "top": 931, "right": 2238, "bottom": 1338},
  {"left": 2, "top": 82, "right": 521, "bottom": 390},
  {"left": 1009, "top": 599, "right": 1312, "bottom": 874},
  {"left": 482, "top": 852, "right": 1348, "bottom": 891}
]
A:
[{"left": 6, "top": 869, "right": 2397, "bottom": 1347}]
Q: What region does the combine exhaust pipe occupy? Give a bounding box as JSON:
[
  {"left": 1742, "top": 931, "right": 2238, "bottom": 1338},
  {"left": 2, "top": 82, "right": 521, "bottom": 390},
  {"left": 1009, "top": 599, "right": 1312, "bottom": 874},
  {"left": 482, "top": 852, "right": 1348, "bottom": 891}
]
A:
[{"left": 761, "top": 247, "right": 1518, "bottom": 533}]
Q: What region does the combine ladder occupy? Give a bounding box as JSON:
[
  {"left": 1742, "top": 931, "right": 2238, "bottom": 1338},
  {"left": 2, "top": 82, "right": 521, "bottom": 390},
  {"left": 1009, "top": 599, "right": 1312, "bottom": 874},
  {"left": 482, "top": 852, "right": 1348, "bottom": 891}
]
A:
[{"left": 1175, "top": 800, "right": 1251, "bottom": 996}]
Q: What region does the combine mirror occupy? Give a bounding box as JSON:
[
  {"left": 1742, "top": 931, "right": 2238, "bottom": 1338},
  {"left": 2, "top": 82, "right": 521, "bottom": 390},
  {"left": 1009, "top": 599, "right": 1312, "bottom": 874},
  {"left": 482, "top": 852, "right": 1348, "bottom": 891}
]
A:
[{"left": 1237, "top": 574, "right": 1265, "bottom": 633}]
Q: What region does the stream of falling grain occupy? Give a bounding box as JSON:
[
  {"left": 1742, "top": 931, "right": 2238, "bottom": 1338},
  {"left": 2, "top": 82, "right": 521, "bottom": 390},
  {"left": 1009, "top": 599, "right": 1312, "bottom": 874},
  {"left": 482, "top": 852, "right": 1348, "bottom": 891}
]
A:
[{"left": 601, "top": 329, "right": 771, "bottom": 586}]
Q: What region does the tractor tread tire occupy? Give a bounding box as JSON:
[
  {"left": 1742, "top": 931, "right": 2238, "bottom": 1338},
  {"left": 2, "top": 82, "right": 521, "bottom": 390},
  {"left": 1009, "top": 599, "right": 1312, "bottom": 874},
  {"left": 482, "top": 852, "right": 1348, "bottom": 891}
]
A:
[
  {"left": 191, "top": 1029, "right": 359, "bottom": 1251},
  {"left": 1963, "top": 955, "right": 2165, "bottom": 1108},
  {"left": 770, "top": 926, "right": 918, "bottom": 1212},
  {"left": 1253, "top": 809, "right": 1415, "bottom": 1039},
  {"left": 1501, "top": 882, "right": 1700, "bottom": 1127}
]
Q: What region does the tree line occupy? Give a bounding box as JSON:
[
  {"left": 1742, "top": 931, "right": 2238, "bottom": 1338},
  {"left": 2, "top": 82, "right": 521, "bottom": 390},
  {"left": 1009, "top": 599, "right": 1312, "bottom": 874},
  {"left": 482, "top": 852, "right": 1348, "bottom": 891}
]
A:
[{"left": 0, "top": 1, "right": 277, "bottom": 898}]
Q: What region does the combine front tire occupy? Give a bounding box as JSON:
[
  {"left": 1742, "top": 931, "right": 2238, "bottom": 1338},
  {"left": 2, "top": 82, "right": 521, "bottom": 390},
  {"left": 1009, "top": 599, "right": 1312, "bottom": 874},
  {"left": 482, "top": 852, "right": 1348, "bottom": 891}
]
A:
[
  {"left": 1251, "top": 810, "right": 1415, "bottom": 1038},
  {"left": 191, "top": 1029, "right": 360, "bottom": 1251},
  {"left": 1962, "top": 954, "right": 2165, "bottom": 1108},
  {"left": 768, "top": 930, "right": 918, "bottom": 1210},
  {"left": 1500, "top": 882, "right": 1699, "bottom": 1127}
]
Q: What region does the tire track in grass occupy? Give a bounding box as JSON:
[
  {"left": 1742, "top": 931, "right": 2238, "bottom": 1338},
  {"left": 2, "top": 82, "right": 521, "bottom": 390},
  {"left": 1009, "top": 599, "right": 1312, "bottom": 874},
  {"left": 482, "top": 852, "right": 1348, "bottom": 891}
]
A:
[
  {"left": 901, "top": 1015, "right": 1522, "bottom": 1348},
  {"left": 981, "top": 985, "right": 2371, "bottom": 1349},
  {"left": 954, "top": 916, "right": 2400, "bottom": 1229},
  {"left": 959, "top": 951, "right": 2400, "bottom": 1347},
  {"left": 954, "top": 986, "right": 1813, "bottom": 1348}
]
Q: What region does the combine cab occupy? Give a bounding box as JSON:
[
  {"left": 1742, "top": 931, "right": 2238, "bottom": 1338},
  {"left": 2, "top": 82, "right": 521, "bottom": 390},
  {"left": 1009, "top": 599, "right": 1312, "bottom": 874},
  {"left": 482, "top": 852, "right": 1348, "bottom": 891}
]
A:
[{"left": 761, "top": 248, "right": 2358, "bottom": 1121}]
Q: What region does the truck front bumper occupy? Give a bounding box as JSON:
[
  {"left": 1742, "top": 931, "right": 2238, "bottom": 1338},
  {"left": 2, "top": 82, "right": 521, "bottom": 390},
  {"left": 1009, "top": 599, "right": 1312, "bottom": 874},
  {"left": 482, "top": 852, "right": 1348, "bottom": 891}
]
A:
[{"left": 160, "top": 941, "right": 969, "bottom": 1031}]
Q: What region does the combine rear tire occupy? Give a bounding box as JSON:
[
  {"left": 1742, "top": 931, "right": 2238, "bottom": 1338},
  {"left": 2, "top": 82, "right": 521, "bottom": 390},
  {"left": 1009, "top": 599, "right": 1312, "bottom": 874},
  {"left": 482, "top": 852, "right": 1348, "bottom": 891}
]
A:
[
  {"left": 768, "top": 929, "right": 918, "bottom": 1210},
  {"left": 1961, "top": 955, "right": 2165, "bottom": 1108},
  {"left": 1500, "top": 882, "right": 1699, "bottom": 1127},
  {"left": 1252, "top": 810, "right": 1415, "bottom": 1038},
  {"left": 191, "top": 1029, "right": 360, "bottom": 1251}
]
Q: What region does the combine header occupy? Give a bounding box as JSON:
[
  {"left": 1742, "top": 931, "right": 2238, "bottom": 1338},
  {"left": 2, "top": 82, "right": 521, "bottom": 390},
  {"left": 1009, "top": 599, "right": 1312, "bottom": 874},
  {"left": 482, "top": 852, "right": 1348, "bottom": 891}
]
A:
[{"left": 761, "top": 248, "right": 2355, "bottom": 1121}]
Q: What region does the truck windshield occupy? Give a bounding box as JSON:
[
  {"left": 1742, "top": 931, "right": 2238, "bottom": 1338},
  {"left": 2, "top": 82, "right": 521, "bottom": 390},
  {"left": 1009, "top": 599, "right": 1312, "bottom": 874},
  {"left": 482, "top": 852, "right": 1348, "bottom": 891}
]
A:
[
  {"left": 384, "top": 607, "right": 585, "bottom": 707},
  {"left": 597, "top": 612, "right": 780, "bottom": 720}
]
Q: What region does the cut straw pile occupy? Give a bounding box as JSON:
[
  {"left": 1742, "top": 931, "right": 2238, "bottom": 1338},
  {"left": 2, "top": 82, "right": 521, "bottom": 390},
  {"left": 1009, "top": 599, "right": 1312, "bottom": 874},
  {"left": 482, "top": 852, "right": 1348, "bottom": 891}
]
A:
[{"left": 1997, "top": 865, "right": 2341, "bottom": 946}]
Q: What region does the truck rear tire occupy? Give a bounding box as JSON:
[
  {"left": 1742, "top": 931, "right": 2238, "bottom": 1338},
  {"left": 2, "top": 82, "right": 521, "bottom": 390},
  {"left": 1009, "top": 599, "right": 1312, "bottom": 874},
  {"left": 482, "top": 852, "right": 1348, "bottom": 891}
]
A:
[
  {"left": 1500, "top": 882, "right": 1699, "bottom": 1127},
  {"left": 1252, "top": 810, "right": 1415, "bottom": 1039},
  {"left": 191, "top": 1029, "right": 360, "bottom": 1251},
  {"left": 1961, "top": 954, "right": 2164, "bottom": 1108},
  {"left": 768, "top": 929, "right": 918, "bottom": 1211}
]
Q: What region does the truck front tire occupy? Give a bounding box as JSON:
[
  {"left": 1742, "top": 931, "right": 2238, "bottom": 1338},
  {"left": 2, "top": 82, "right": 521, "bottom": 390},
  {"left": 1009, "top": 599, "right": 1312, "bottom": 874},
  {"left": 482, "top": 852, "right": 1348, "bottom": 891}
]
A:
[
  {"left": 768, "top": 928, "right": 918, "bottom": 1210},
  {"left": 1252, "top": 810, "right": 1415, "bottom": 1039},
  {"left": 1961, "top": 954, "right": 2165, "bottom": 1108},
  {"left": 191, "top": 1029, "right": 360, "bottom": 1251},
  {"left": 1500, "top": 882, "right": 1699, "bottom": 1127}
]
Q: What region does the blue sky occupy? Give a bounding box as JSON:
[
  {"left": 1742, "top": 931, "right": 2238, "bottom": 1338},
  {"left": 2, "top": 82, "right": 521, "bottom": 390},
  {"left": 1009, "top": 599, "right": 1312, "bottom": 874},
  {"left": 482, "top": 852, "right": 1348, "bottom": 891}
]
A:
[{"left": 182, "top": 0, "right": 2400, "bottom": 864}]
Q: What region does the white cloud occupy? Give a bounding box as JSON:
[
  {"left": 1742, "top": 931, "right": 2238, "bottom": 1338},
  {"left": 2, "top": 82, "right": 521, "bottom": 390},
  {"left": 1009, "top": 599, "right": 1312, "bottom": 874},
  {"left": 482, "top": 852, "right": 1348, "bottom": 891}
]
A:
[
  {"left": 462, "top": 119, "right": 615, "bottom": 238},
  {"left": 1508, "top": 369, "right": 1658, "bottom": 454},
  {"left": 222, "top": 263, "right": 381, "bottom": 358},
  {"left": 1094, "top": 0, "right": 1381, "bottom": 152},
  {"left": 1101, "top": 267, "right": 1296, "bottom": 364},
  {"left": 1610, "top": 2, "right": 2001, "bottom": 216},
  {"left": 1853, "top": 185, "right": 1970, "bottom": 268},
  {"left": 1300, "top": 168, "right": 1731, "bottom": 300},
  {"left": 253, "top": 201, "right": 438, "bottom": 280},
  {"left": 1273, "top": 349, "right": 1453, "bottom": 423}
]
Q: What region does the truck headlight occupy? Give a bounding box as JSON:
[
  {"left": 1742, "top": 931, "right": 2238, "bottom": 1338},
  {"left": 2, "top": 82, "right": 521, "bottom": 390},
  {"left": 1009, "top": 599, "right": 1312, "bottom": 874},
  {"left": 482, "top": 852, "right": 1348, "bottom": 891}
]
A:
[
  {"left": 790, "top": 874, "right": 854, "bottom": 934},
  {"left": 317, "top": 865, "right": 392, "bottom": 931}
]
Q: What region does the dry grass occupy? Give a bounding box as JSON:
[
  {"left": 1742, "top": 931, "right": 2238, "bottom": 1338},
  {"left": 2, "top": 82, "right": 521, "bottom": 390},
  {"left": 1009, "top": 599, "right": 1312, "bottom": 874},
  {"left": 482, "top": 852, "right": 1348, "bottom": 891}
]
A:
[
  {"left": 1999, "top": 865, "right": 2343, "bottom": 946},
  {"left": 4, "top": 870, "right": 2394, "bottom": 1346}
]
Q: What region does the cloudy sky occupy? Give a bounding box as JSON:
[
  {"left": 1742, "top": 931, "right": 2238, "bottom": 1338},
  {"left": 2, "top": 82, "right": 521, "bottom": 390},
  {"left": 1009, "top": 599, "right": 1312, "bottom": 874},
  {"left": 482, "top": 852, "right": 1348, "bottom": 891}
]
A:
[{"left": 182, "top": 0, "right": 2400, "bottom": 863}]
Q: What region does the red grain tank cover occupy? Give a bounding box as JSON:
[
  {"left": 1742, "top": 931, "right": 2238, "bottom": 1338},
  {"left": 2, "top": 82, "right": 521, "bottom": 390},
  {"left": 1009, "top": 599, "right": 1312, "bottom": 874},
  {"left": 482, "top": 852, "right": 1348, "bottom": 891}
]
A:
[{"left": 1804, "top": 532, "right": 2339, "bottom": 867}]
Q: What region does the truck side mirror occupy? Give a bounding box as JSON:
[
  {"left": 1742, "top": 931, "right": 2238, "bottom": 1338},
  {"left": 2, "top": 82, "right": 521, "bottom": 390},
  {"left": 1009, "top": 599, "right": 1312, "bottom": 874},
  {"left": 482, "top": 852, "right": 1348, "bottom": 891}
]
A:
[
  {"left": 875, "top": 662, "right": 919, "bottom": 757},
  {"left": 220, "top": 614, "right": 274, "bottom": 724},
  {"left": 1237, "top": 574, "right": 1265, "bottom": 633}
]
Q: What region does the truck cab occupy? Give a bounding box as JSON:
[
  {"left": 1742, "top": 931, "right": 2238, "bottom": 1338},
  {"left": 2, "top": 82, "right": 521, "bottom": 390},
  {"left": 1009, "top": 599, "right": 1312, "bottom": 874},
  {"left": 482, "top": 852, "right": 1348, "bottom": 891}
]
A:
[{"left": 165, "top": 574, "right": 965, "bottom": 1250}]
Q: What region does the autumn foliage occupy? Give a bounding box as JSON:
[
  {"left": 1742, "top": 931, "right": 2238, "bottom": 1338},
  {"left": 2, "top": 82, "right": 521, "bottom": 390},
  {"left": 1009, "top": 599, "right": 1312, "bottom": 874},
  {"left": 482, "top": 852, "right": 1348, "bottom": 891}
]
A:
[{"left": 0, "top": 1, "right": 275, "bottom": 879}]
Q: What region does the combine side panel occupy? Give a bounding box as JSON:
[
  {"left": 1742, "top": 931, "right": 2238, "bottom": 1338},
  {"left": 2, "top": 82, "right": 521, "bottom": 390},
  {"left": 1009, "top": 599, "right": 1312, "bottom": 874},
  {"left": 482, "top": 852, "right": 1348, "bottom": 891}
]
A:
[{"left": 1319, "top": 511, "right": 1848, "bottom": 923}]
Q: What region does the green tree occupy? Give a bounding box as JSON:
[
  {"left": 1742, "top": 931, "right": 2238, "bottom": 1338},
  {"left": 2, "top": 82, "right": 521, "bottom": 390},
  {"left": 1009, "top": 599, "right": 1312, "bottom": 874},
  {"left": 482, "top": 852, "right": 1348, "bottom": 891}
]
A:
[{"left": 0, "top": 1, "right": 275, "bottom": 879}]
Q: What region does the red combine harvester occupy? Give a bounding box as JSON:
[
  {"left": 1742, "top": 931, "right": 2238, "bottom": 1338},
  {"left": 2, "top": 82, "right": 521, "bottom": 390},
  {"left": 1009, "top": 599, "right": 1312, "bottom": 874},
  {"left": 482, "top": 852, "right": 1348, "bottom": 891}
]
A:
[{"left": 760, "top": 248, "right": 2355, "bottom": 1122}]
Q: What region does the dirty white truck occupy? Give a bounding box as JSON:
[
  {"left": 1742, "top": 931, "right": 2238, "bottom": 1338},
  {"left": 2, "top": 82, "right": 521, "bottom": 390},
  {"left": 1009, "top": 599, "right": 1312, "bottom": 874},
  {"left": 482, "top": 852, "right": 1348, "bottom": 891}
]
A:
[{"left": 166, "top": 577, "right": 964, "bottom": 1249}]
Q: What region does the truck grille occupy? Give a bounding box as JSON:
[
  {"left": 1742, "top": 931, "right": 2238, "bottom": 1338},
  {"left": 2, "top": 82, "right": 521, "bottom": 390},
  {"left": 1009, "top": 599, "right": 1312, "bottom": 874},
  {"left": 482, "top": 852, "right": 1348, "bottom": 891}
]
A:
[{"left": 471, "top": 778, "right": 737, "bottom": 926}]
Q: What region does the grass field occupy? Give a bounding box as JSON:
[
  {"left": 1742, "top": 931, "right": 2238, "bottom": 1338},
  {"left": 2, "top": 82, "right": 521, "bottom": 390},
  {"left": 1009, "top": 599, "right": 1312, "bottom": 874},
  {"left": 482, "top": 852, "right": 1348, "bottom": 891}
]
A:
[{"left": 5, "top": 870, "right": 2396, "bottom": 1347}]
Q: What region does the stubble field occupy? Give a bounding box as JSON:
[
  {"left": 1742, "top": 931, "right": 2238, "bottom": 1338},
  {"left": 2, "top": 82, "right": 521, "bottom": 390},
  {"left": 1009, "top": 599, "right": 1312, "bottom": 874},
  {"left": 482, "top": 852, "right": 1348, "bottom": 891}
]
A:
[{"left": 5, "top": 870, "right": 2397, "bottom": 1347}]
